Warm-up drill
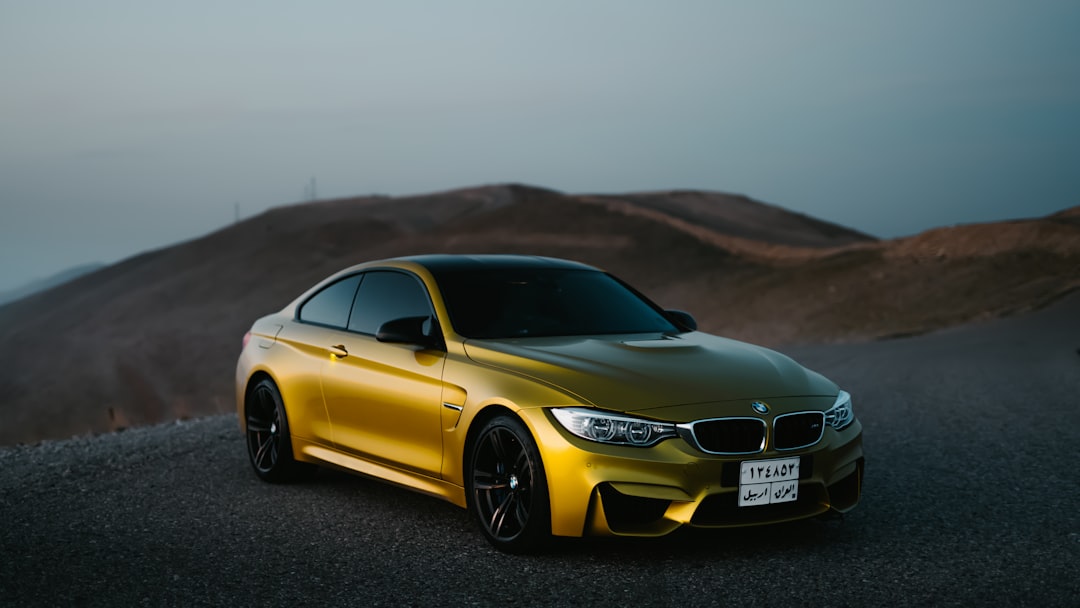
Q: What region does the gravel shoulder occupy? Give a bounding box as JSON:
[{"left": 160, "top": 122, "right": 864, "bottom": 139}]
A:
[{"left": 2, "top": 295, "right": 1079, "bottom": 606}]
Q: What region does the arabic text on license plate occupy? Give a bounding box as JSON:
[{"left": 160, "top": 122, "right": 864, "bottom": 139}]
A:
[{"left": 738, "top": 456, "right": 800, "bottom": 507}]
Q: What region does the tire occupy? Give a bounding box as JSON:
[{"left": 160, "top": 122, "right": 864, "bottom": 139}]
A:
[
  {"left": 244, "top": 378, "right": 312, "bottom": 483},
  {"left": 466, "top": 414, "right": 551, "bottom": 553}
]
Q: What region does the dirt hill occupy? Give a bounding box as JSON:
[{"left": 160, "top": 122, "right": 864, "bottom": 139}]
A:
[{"left": 0, "top": 184, "right": 1076, "bottom": 445}]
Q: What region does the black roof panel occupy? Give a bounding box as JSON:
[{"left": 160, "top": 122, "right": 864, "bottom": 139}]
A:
[{"left": 401, "top": 254, "right": 598, "bottom": 272}]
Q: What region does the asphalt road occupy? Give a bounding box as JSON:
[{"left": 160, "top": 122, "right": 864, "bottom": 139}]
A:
[{"left": 2, "top": 294, "right": 1079, "bottom": 607}]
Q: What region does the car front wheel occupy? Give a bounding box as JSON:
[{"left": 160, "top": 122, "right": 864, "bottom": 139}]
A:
[{"left": 466, "top": 414, "right": 551, "bottom": 552}]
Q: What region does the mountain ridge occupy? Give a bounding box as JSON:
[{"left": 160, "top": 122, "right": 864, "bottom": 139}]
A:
[
  {"left": 0, "top": 184, "right": 1076, "bottom": 445},
  {"left": 0, "top": 262, "right": 106, "bottom": 306}
]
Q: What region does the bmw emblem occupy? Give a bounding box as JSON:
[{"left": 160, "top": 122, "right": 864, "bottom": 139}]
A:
[{"left": 751, "top": 401, "right": 769, "bottom": 415}]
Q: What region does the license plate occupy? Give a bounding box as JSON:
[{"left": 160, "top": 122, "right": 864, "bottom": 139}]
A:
[{"left": 738, "top": 456, "right": 800, "bottom": 507}]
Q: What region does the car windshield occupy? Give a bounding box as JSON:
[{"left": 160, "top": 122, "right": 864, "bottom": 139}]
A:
[{"left": 433, "top": 268, "right": 679, "bottom": 339}]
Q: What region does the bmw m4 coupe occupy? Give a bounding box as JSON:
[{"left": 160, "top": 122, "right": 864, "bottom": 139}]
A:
[{"left": 236, "top": 255, "right": 863, "bottom": 551}]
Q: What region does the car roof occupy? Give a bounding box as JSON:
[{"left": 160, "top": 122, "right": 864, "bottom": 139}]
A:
[{"left": 397, "top": 254, "right": 599, "bottom": 273}]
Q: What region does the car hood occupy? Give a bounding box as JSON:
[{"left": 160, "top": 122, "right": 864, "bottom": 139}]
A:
[{"left": 462, "top": 332, "right": 836, "bottom": 413}]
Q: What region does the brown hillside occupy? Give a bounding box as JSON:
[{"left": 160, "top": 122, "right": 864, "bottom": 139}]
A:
[
  {"left": 0, "top": 185, "right": 1077, "bottom": 445},
  {"left": 600, "top": 190, "right": 875, "bottom": 247}
]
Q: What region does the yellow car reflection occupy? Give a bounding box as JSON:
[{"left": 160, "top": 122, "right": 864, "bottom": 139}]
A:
[{"left": 236, "top": 255, "right": 863, "bottom": 552}]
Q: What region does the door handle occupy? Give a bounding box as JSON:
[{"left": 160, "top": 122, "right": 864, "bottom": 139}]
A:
[{"left": 328, "top": 344, "right": 348, "bottom": 359}]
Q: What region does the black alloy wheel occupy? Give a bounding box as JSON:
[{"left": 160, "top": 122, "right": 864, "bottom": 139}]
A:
[
  {"left": 245, "top": 378, "right": 309, "bottom": 482},
  {"left": 467, "top": 415, "right": 551, "bottom": 552}
]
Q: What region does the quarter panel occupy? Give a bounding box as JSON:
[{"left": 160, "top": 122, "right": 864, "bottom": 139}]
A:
[
  {"left": 257, "top": 321, "right": 336, "bottom": 445},
  {"left": 236, "top": 314, "right": 334, "bottom": 445}
]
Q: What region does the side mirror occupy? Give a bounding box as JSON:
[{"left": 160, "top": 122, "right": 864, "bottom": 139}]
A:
[
  {"left": 376, "top": 316, "right": 443, "bottom": 350},
  {"left": 665, "top": 309, "right": 698, "bottom": 332}
]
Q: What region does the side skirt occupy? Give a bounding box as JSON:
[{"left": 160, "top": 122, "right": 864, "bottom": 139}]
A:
[{"left": 296, "top": 439, "right": 467, "bottom": 508}]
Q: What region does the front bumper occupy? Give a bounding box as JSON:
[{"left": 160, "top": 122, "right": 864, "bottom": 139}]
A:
[{"left": 517, "top": 408, "right": 864, "bottom": 538}]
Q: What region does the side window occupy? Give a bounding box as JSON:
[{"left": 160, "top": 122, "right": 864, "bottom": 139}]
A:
[
  {"left": 297, "top": 274, "right": 362, "bottom": 328},
  {"left": 348, "top": 271, "right": 433, "bottom": 335}
]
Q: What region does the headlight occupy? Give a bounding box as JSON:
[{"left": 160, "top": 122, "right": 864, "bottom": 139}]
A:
[
  {"left": 551, "top": 407, "right": 677, "bottom": 447},
  {"left": 824, "top": 390, "right": 854, "bottom": 430}
]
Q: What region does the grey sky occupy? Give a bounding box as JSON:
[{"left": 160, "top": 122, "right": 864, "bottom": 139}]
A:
[{"left": 2, "top": 1, "right": 1078, "bottom": 292}]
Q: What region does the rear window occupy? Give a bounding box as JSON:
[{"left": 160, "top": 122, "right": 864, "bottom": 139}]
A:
[{"left": 297, "top": 274, "right": 362, "bottom": 328}]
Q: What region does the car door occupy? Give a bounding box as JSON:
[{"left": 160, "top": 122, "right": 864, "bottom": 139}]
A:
[{"left": 319, "top": 270, "right": 447, "bottom": 477}]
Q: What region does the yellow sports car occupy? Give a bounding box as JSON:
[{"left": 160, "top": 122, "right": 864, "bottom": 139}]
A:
[{"left": 237, "top": 255, "right": 863, "bottom": 551}]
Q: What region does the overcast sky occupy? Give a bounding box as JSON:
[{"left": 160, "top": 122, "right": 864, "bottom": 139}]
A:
[{"left": 1, "top": 1, "right": 1078, "bottom": 292}]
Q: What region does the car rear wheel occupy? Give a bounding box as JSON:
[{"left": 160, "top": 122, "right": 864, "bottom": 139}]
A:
[
  {"left": 245, "top": 378, "right": 310, "bottom": 482},
  {"left": 466, "top": 415, "right": 551, "bottom": 552}
]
